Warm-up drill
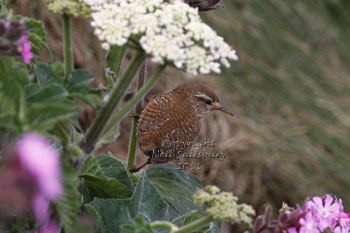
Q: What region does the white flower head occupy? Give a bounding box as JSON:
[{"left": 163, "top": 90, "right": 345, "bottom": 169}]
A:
[{"left": 85, "top": 0, "right": 238, "bottom": 75}]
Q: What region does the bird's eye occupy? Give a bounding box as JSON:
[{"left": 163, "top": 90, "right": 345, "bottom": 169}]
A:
[{"left": 205, "top": 99, "right": 212, "bottom": 105}]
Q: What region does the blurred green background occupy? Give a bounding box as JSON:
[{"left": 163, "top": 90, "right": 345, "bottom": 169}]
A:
[
  {"left": 201, "top": 0, "right": 350, "bottom": 211},
  {"left": 12, "top": 0, "right": 350, "bottom": 220}
]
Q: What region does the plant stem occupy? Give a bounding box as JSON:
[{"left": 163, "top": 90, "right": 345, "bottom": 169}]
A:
[
  {"left": 63, "top": 14, "right": 73, "bottom": 79},
  {"left": 79, "top": 51, "right": 146, "bottom": 153},
  {"left": 106, "top": 64, "right": 166, "bottom": 130},
  {"left": 151, "top": 221, "right": 178, "bottom": 231},
  {"left": 127, "top": 61, "right": 147, "bottom": 168},
  {"left": 175, "top": 216, "right": 212, "bottom": 233}
]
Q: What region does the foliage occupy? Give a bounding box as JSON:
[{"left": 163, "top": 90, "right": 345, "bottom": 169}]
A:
[{"left": 55, "top": 160, "right": 82, "bottom": 233}]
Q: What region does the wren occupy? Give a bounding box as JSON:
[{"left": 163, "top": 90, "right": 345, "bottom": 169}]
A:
[{"left": 129, "top": 82, "right": 233, "bottom": 172}]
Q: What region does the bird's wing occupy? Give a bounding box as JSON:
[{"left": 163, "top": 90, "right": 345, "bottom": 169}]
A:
[
  {"left": 162, "top": 117, "right": 201, "bottom": 145},
  {"left": 147, "top": 115, "right": 201, "bottom": 164},
  {"left": 137, "top": 93, "right": 201, "bottom": 158},
  {"left": 137, "top": 94, "right": 171, "bottom": 152},
  {"left": 137, "top": 94, "right": 170, "bottom": 133}
]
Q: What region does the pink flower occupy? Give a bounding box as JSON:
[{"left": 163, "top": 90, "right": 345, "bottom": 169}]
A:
[
  {"left": 16, "top": 133, "right": 63, "bottom": 225},
  {"left": 339, "top": 212, "right": 350, "bottom": 227},
  {"left": 20, "top": 34, "right": 33, "bottom": 64},
  {"left": 306, "top": 195, "right": 340, "bottom": 230},
  {"left": 288, "top": 227, "right": 297, "bottom": 233},
  {"left": 0, "top": 133, "right": 62, "bottom": 231},
  {"left": 336, "top": 199, "right": 350, "bottom": 227},
  {"left": 33, "top": 194, "right": 50, "bottom": 223},
  {"left": 37, "top": 221, "right": 59, "bottom": 233},
  {"left": 334, "top": 225, "right": 350, "bottom": 233},
  {"left": 299, "top": 213, "right": 320, "bottom": 233},
  {"left": 17, "top": 133, "right": 62, "bottom": 200}
]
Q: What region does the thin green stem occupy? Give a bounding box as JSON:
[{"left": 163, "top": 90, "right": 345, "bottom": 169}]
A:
[
  {"left": 63, "top": 14, "right": 73, "bottom": 79},
  {"left": 175, "top": 216, "right": 212, "bottom": 233},
  {"left": 127, "top": 61, "right": 147, "bottom": 168},
  {"left": 151, "top": 221, "right": 178, "bottom": 232},
  {"left": 105, "top": 64, "right": 166, "bottom": 131},
  {"left": 79, "top": 51, "right": 146, "bottom": 153}
]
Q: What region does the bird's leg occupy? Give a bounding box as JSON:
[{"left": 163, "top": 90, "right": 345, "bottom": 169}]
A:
[{"left": 128, "top": 157, "right": 152, "bottom": 173}]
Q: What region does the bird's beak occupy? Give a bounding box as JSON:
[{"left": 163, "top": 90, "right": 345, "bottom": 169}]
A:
[{"left": 213, "top": 105, "right": 234, "bottom": 116}]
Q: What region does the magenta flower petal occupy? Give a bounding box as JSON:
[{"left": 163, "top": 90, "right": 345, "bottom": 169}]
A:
[
  {"left": 312, "top": 197, "right": 323, "bottom": 209},
  {"left": 324, "top": 195, "right": 333, "bottom": 209},
  {"left": 16, "top": 133, "right": 62, "bottom": 200},
  {"left": 299, "top": 213, "right": 320, "bottom": 233},
  {"left": 38, "top": 221, "right": 59, "bottom": 233},
  {"left": 305, "top": 200, "right": 316, "bottom": 210},
  {"left": 338, "top": 199, "right": 344, "bottom": 212},
  {"left": 288, "top": 227, "right": 297, "bottom": 233},
  {"left": 20, "top": 34, "right": 34, "bottom": 64},
  {"left": 339, "top": 212, "right": 350, "bottom": 227},
  {"left": 329, "top": 203, "right": 340, "bottom": 213},
  {"left": 334, "top": 225, "right": 350, "bottom": 233},
  {"left": 33, "top": 194, "right": 49, "bottom": 224}
]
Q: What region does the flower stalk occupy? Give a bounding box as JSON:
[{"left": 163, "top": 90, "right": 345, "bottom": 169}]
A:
[
  {"left": 175, "top": 216, "right": 212, "bottom": 233},
  {"left": 127, "top": 61, "right": 147, "bottom": 168},
  {"left": 63, "top": 13, "right": 73, "bottom": 79},
  {"left": 151, "top": 221, "right": 179, "bottom": 232},
  {"left": 106, "top": 64, "right": 166, "bottom": 130},
  {"left": 79, "top": 51, "right": 147, "bottom": 153}
]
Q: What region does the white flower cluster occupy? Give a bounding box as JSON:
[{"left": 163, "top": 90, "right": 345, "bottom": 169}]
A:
[{"left": 85, "top": 0, "right": 238, "bottom": 75}]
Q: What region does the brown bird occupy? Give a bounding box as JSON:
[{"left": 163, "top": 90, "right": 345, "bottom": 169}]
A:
[{"left": 129, "top": 82, "right": 233, "bottom": 172}]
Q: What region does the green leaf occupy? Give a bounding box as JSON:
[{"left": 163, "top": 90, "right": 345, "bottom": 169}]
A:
[
  {"left": 0, "top": 92, "right": 19, "bottom": 134},
  {"left": 0, "top": 57, "right": 29, "bottom": 85},
  {"left": 106, "top": 45, "right": 127, "bottom": 84},
  {"left": 80, "top": 155, "right": 134, "bottom": 199},
  {"left": 68, "top": 92, "right": 102, "bottom": 109},
  {"left": 80, "top": 156, "right": 105, "bottom": 177},
  {"left": 146, "top": 164, "right": 205, "bottom": 215},
  {"left": 64, "top": 70, "right": 101, "bottom": 107},
  {"left": 81, "top": 174, "right": 133, "bottom": 199},
  {"left": 86, "top": 166, "right": 218, "bottom": 233},
  {"left": 26, "top": 83, "right": 68, "bottom": 104},
  {"left": 96, "top": 155, "right": 134, "bottom": 190},
  {"left": 0, "top": 70, "right": 26, "bottom": 134},
  {"left": 55, "top": 159, "right": 82, "bottom": 233},
  {"left": 51, "top": 62, "right": 65, "bottom": 78},
  {"left": 120, "top": 217, "right": 154, "bottom": 233},
  {"left": 0, "top": 92, "right": 15, "bottom": 119},
  {"left": 35, "top": 64, "right": 64, "bottom": 86},
  {"left": 26, "top": 103, "right": 77, "bottom": 131},
  {"left": 86, "top": 172, "right": 175, "bottom": 233},
  {"left": 25, "top": 17, "right": 52, "bottom": 57},
  {"left": 28, "top": 32, "right": 48, "bottom": 56},
  {"left": 65, "top": 70, "right": 96, "bottom": 93}
]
